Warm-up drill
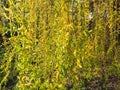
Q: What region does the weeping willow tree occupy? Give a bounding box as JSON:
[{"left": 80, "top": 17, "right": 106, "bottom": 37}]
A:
[{"left": 0, "top": 0, "right": 120, "bottom": 89}]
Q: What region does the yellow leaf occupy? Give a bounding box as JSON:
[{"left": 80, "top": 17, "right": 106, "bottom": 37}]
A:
[
  {"left": 73, "top": 50, "right": 77, "bottom": 56},
  {"left": 4, "top": 7, "right": 12, "bottom": 14},
  {"left": 50, "top": 83, "right": 53, "bottom": 89},
  {"left": 58, "top": 84, "right": 62, "bottom": 88},
  {"left": 77, "top": 59, "right": 82, "bottom": 68},
  {"left": 2, "top": 13, "right": 10, "bottom": 20}
]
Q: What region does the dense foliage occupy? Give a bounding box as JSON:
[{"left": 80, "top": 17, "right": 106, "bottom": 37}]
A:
[{"left": 0, "top": 0, "right": 120, "bottom": 89}]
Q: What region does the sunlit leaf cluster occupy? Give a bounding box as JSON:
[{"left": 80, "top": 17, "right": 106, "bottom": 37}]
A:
[{"left": 0, "top": 0, "right": 120, "bottom": 89}]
